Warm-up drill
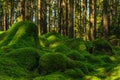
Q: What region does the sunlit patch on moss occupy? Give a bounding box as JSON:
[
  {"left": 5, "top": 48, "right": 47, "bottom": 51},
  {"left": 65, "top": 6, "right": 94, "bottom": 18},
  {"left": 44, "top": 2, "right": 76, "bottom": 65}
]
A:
[{"left": 84, "top": 75, "right": 101, "bottom": 80}]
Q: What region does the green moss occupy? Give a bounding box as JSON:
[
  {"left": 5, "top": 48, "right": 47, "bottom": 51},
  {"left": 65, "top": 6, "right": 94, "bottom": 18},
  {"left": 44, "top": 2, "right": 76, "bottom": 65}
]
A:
[
  {"left": 64, "top": 68, "right": 85, "bottom": 78},
  {"left": 39, "top": 32, "right": 67, "bottom": 48},
  {"left": 67, "top": 50, "right": 85, "bottom": 61},
  {"left": 64, "top": 38, "right": 86, "bottom": 51},
  {"left": 33, "top": 74, "right": 67, "bottom": 80},
  {"left": 5, "top": 47, "right": 40, "bottom": 71},
  {"left": 54, "top": 44, "right": 70, "bottom": 53},
  {"left": 0, "top": 21, "right": 40, "bottom": 49},
  {"left": 93, "top": 39, "right": 114, "bottom": 55},
  {"left": 0, "top": 57, "right": 28, "bottom": 78},
  {"left": 38, "top": 53, "right": 68, "bottom": 74}
]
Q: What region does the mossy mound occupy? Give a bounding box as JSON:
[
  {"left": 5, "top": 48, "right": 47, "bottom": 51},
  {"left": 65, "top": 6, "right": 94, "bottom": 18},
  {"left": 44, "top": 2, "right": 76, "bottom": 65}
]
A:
[
  {"left": 34, "top": 74, "right": 67, "bottom": 80},
  {"left": 5, "top": 47, "right": 40, "bottom": 71},
  {"left": 93, "top": 39, "right": 114, "bottom": 55},
  {"left": 0, "top": 57, "right": 28, "bottom": 78},
  {"left": 64, "top": 38, "right": 86, "bottom": 51},
  {"left": 53, "top": 44, "right": 70, "bottom": 53},
  {"left": 64, "top": 68, "right": 85, "bottom": 78},
  {"left": 0, "top": 21, "right": 39, "bottom": 49},
  {"left": 38, "top": 53, "right": 68, "bottom": 74},
  {"left": 67, "top": 50, "right": 85, "bottom": 61},
  {"left": 39, "top": 32, "right": 67, "bottom": 48}
]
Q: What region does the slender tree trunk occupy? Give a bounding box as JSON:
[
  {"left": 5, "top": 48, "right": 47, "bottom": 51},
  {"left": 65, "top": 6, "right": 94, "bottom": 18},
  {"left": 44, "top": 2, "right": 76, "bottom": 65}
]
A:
[
  {"left": 41, "top": 0, "right": 47, "bottom": 34},
  {"left": 20, "top": 0, "right": 25, "bottom": 21},
  {"left": 58, "top": 0, "right": 62, "bottom": 34},
  {"left": 3, "top": 1, "right": 7, "bottom": 31},
  {"left": 37, "top": 0, "right": 41, "bottom": 35},
  {"left": 68, "top": 0, "right": 74, "bottom": 38},
  {"left": 66, "top": 0, "right": 68, "bottom": 36},
  {"left": 83, "top": 0, "right": 87, "bottom": 40},
  {"left": 10, "top": 0, "right": 14, "bottom": 25},
  {"left": 89, "top": 0, "right": 96, "bottom": 41},
  {"left": 103, "top": 0, "right": 108, "bottom": 38}
]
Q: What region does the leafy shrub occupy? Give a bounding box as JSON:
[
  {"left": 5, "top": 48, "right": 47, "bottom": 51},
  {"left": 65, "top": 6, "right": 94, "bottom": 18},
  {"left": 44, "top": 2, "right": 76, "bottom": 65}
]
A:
[
  {"left": 67, "top": 50, "right": 85, "bottom": 61},
  {"left": 5, "top": 47, "right": 40, "bottom": 71},
  {"left": 38, "top": 53, "right": 68, "bottom": 74},
  {"left": 93, "top": 39, "right": 114, "bottom": 55}
]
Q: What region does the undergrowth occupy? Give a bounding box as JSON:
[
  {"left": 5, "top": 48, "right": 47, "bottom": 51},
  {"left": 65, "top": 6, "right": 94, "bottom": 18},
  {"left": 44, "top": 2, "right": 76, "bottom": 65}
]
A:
[{"left": 0, "top": 21, "right": 120, "bottom": 80}]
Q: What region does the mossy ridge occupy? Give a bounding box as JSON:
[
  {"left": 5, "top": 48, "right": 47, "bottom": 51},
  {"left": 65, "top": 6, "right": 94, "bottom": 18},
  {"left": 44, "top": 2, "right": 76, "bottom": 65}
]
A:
[
  {"left": 0, "top": 21, "right": 39, "bottom": 49},
  {"left": 38, "top": 53, "right": 68, "bottom": 74}
]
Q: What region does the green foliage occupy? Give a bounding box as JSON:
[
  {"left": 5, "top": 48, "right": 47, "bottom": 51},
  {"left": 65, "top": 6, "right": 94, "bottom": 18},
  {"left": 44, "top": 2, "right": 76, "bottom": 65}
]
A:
[
  {"left": 38, "top": 53, "right": 68, "bottom": 74},
  {"left": 5, "top": 47, "right": 40, "bottom": 71},
  {"left": 93, "top": 39, "right": 114, "bottom": 55}
]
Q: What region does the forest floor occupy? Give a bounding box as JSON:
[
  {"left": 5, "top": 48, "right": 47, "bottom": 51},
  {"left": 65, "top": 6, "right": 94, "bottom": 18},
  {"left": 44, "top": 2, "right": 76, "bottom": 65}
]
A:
[{"left": 0, "top": 21, "right": 120, "bottom": 80}]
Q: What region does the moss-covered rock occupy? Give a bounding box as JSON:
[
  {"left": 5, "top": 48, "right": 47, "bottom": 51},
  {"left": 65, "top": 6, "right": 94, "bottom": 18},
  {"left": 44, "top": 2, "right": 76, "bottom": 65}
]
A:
[
  {"left": 93, "top": 39, "right": 114, "bottom": 55},
  {"left": 38, "top": 53, "right": 68, "bottom": 74},
  {"left": 5, "top": 47, "right": 40, "bottom": 71},
  {"left": 64, "top": 68, "right": 85, "bottom": 78},
  {"left": 67, "top": 50, "right": 85, "bottom": 61},
  {"left": 54, "top": 44, "right": 70, "bottom": 53},
  {"left": 64, "top": 38, "right": 86, "bottom": 51},
  {"left": 0, "top": 21, "right": 39, "bottom": 49}
]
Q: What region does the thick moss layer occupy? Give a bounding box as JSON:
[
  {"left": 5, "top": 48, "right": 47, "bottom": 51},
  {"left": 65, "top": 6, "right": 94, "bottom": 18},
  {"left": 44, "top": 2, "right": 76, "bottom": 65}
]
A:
[
  {"left": 0, "top": 21, "right": 39, "bottom": 49},
  {"left": 38, "top": 53, "right": 68, "bottom": 74},
  {"left": 5, "top": 47, "right": 40, "bottom": 71}
]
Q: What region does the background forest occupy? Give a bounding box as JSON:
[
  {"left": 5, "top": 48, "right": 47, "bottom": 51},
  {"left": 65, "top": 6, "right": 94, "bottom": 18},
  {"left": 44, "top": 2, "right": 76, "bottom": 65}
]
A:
[{"left": 0, "top": 0, "right": 120, "bottom": 80}]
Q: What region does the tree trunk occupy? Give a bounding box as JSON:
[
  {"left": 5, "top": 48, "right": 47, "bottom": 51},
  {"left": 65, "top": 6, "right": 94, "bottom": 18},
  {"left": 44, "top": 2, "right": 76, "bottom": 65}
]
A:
[
  {"left": 20, "top": 0, "right": 25, "bottom": 21},
  {"left": 103, "top": 0, "right": 108, "bottom": 38},
  {"left": 3, "top": 1, "right": 7, "bottom": 31},
  {"left": 89, "top": 0, "right": 96, "bottom": 41},
  {"left": 68, "top": 0, "right": 74, "bottom": 38}
]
